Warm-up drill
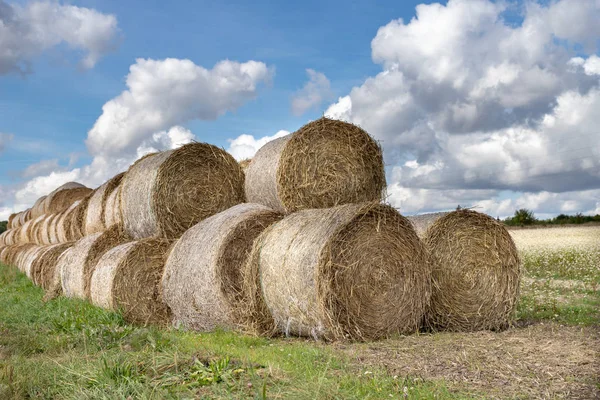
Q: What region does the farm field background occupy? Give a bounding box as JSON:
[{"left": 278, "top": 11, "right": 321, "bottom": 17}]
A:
[{"left": 0, "top": 225, "right": 598, "bottom": 399}]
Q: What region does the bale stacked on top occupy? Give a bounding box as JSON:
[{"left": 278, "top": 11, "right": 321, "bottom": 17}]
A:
[
  {"left": 30, "top": 195, "right": 48, "bottom": 219},
  {"left": 21, "top": 246, "right": 46, "bottom": 278},
  {"left": 7, "top": 213, "right": 17, "bottom": 229},
  {"left": 69, "top": 193, "right": 93, "bottom": 241},
  {"left": 42, "top": 182, "right": 89, "bottom": 214},
  {"left": 245, "top": 117, "right": 386, "bottom": 214},
  {"left": 39, "top": 215, "right": 56, "bottom": 245},
  {"left": 59, "top": 225, "right": 132, "bottom": 299},
  {"left": 103, "top": 186, "right": 122, "bottom": 228},
  {"left": 85, "top": 172, "right": 125, "bottom": 235},
  {"left": 90, "top": 238, "right": 173, "bottom": 325},
  {"left": 30, "top": 214, "right": 47, "bottom": 245},
  {"left": 407, "top": 212, "right": 451, "bottom": 239},
  {"left": 162, "top": 203, "right": 282, "bottom": 331},
  {"left": 423, "top": 210, "right": 521, "bottom": 332},
  {"left": 242, "top": 202, "right": 430, "bottom": 341},
  {"left": 120, "top": 143, "right": 245, "bottom": 239},
  {"left": 57, "top": 201, "right": 81, "bottom": 243}
]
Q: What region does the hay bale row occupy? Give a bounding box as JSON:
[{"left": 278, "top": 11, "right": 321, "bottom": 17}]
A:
[
  {"left": 162, "top": 203, "right": 282, "bottom": 332},
  {"left": 245, "top": 117, "right": 386, "bottom": 214},
  {"left": 90, "top": 238, "right": 173, "bottom": 325},
  {"left": 240, "top": 202, "right": 430, "bottom": 341},
  {"left": 120, "top": 143, "right": 245, "bottom": 240},
  {"left": 85, "top": 173, "right": 125, "bottom": 235}
]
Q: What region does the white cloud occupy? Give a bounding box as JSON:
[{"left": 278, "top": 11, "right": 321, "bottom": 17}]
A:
[
  {"left": 86, "top": 58, "right": 273, "bottom": 157},
  {"left": 291, "top": 69, "right": 333, "bottom": 116},
  {"left": 0, "top": 0, "right": 119, "bottom": 74},
  {"left": 227, "top": 130, "right": 289, "bottom": 161},
  {"left": 135, "top": 126, "right": 196, "bottom": 158},
  {"left": 325, "top": 0, "right": 600, "bottom": 216},
  {"left": 20, "top": 158, "right": 61, "bottom": 178}
]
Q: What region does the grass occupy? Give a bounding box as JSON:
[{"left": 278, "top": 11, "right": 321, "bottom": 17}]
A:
[{"left": 0, "top": 262, "right": 453, "bottom": 399}]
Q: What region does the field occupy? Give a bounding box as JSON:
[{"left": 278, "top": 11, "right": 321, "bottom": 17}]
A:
[{"left": 0, "top": 226, "right": 598, "bottom": 399}]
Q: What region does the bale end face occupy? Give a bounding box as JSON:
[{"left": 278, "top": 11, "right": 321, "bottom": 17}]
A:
[{"left": 423, "top": 209, "right": 521, "bottom": 332}]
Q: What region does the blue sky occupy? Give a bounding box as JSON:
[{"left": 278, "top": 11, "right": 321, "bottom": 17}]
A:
[{"left": 1, "top": 0, "right": 599, "bottom": 219}]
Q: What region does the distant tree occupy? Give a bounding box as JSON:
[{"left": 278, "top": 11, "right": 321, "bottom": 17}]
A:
[
  {"left": 511, "top": 209, "right": 536, "bottom": 226},
  {"left": 0, "top": 221, "right": 6, "bottom": 234}
]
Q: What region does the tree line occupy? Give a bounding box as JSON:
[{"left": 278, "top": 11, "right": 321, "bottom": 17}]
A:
[{"left": 503, "top": 209, "right": 600, "bottom": 226}]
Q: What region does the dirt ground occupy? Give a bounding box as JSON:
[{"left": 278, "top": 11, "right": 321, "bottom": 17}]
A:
[{"left": 338, "top": 322, "right": 600, "bottom": 399}]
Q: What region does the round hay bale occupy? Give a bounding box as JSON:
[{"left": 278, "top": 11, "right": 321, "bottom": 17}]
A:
[
  {"left": 85, "top": 172, "right": 125, "bottom": 235},
  {"left": 407, "top": 212, "right": 451, "bottom": 239},
  {"left": 90, "top": 238, "right": 173, "bottom": 325},
  {"left": 57, "top": 201, "right": 81, "bottom": 243},
  {"left": 423, "top": 210, "right": 521, "bottom": 332},
  {"left": 49, "top": 214, "right": 61, "bottom": 244},
  {"left": 48, "top": 187, "right": 92, "bottom": 215},
  {"left": 10, "top": 243, "right": 36, "bottom": 268},
  {"left": 244, "top": 117, "right": 386, "bottom": 214},
  {"left": 42, "top": 182, "right": 86, "bottom": 213},
  {"left": 82, "top": 224, "right": 132, "bottom": 299},
  {"left": 39, "top": 215, "right": 57, "bottom": 245},
  {"left": 7, "top": 213, "right": 17, "bottom": 229},
  {"left": 69, "top": 192, "right": 93, "bottom": 241},
  {"left": 30, "top": 195, "right": 48, "bottom": 219},
  {"left": 162, "top": 203, "right": 282, "bottom": 332},
  {"left": 21, "top": 246, "right": 46, "bottom": 278},
  {"left": 31, "top": 242, "right": 74, "bottom": 290},
  {"left": 19, "top": 219, "right": 35, "bottom": 244},
  {"left": 0, "top": 231, "right": 7, "bottom": 246},
  {"left": 29, "top": 215, "right": 47, "bottom": 245},
  {"left": 103, "top": 185, "right": 122, "bottom": 228},
  {"left": 242, "top": 202, "right": 430, "bottom": 341},
  {"left": 121, "top": 143, "right": 245, "bottom": 239},
  {"left": 18, "top": 209, "right": 31, "bottom": 226},
  {"left": 58, "top": 233, "right": 103, "bottom": 298},
  {"left": 6, "top": 228, "right": 20, "bottom": 246},
  {"left": 0, "top": 246, "right": 10, "bottom": 263}
]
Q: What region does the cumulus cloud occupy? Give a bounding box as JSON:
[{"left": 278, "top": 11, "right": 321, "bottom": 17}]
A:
[
  {"left": 326, "top": 0, "right": 600, "bottom": 215},
  {"left": 86, "top": 58, "right": 273, "bottom": 157},
  {"left": 227, "top": 130, "right": 289, "bottom": 161},
  {"left": 291, "top": 69, "right": 333, "bottom": 116},
  {"left": 0, "top": 0, "right": 119, "bottom": 75}
]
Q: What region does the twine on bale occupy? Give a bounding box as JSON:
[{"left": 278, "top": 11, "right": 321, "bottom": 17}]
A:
[
  {"left": 241, "top": 202, "right": 430, "bottom": 341},
  {"left": 162, "top": 203, "right": 282, "bottom": 332},
  {"left": 423, "top": 210, "right": 521, "bottom": 332},
  {"left": 90, "top": 238, "right": 173, "bottom": 325},
  {"left": 244, "top": 117, "right": 386, "bottom": 214},
  {"left": 85, "top": 172, "right": 125, "bottom": 235},
  {"left": 120, "top": 143, "right": 245, "bottom": 239}
]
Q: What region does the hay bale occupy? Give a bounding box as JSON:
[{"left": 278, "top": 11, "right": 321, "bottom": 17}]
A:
[
  {"left": 69, "top": 192, "right": 93, "bottom": 241},
  {"left": 5, "top": 228, "right": 20, "bottom": 246},
  {"left": 29, "top": 215, "right": 47, "bottom": 245},
  {"left": 121, "top": 143, "right": 245, "bottom": 239},
  {"left": 85, "top": 172, "right": 125, "bottom": 235},
  {"left": 57, "top": 201, "right": 81, "bottom": 243},
  {"left": 162, "top": 203, "right": 282, "bottom": 331},
  {"left": 423, "top": 210, "right": 521, "bottom": 332},
  {"left": 242, "top": 202, "right": 430, "bottom": 341},
  {"left": 0, "top": 246, "right": 9, "bottom": 263},
  {"left": 19, "top": 219, "right": 35, "bottom": 244},
  {"left": 21, "top": 246, "right": 46, "bottom": 278},
  {"left": 18, "top": 209, "right": 31, "bottom": 226},
  {"left": 33, "top": 242, "right": 74, "bottom": 291},
  {"left": 407, "top": 212, "right": 451, "bottom": 238},
  {"left": 49, "top": 214, "right": 61, "bottom": 244},
  {"left": 90, "top": 238, "right": 173, "bottom": 325},
  {"left": 58, "top": 233, "right": 103, "bottom": 298},
  {"left": 244, "top": 117, "right": 386, "bottom": 214},
  {"left": 8, "top": 244, "right": 35, "bottom": 268},
  {"left": 39, "top": 215, "right": 57, "bottom": 245},
  {"left": 43, "top": 182, "right": 90, "bottom": 215},
  {"left": 30, "top": 195, "right": 48, "bottom": 219},
  {"left": 0, "top": 231, "right": 7, "bottom": 246},
  {"left": 103, "top": 185, "right": 122, "bottom": 228},
  {"left": 7, "top": 213, "right": 17, "bottom": 229}
]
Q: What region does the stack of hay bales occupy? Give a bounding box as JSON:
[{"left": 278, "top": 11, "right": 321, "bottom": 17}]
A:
[{"left": 120, "top": 143, "right": 245, "bottom": 239}]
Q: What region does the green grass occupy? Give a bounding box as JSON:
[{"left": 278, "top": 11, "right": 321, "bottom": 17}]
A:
[
  {"left": 0, "top": 262, "right": 454, "bottom": 399},
  {"left": 516, "top": 246, "right": 600, "bottom": 326}
]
